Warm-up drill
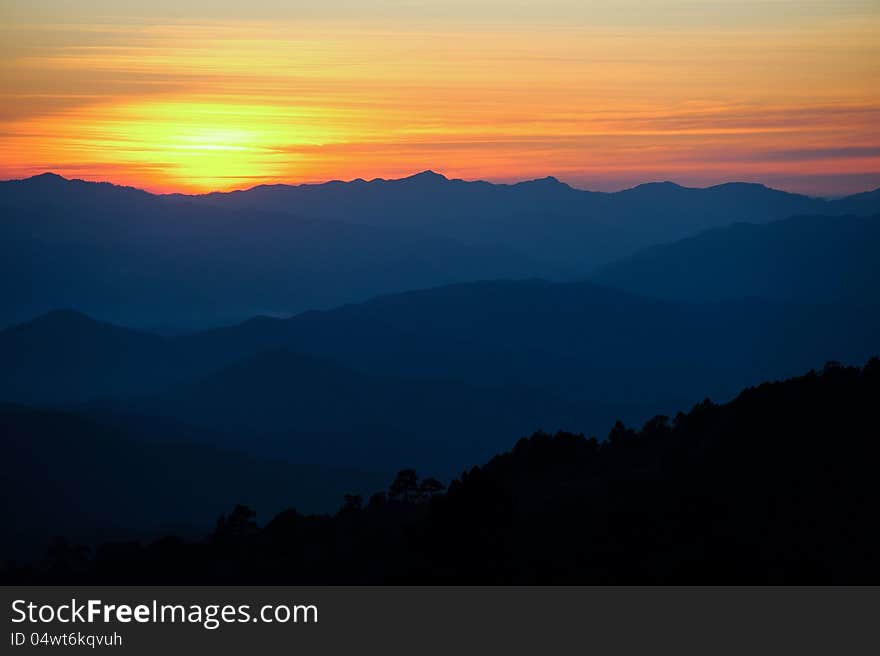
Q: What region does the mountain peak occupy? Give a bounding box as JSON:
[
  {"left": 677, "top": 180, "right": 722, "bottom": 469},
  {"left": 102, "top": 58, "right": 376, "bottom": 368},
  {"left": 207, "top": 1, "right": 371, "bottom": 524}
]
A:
[
  {"left": 515, "top": 175, "right": 571, "bottom": 189},
  {"left": 40, "top": 308, "right": 91, "bottom": 319},
  {"left": 23, "top": 309, "right": 99, "bottom": 328},
  {"left": 632, "top": 181, "right": 684, "bottom": 191},
  {"left": 18, "top": 172, "right": 69, "bottom": 185},
  {"left": 1, "top": 309, "right": 102, "bottom": 337},
  {"left": 709, "top": 181, "right": 771, "bottom": 192},
  {"left": 402, "top": 170, "right": 449, "bottom": 183}
]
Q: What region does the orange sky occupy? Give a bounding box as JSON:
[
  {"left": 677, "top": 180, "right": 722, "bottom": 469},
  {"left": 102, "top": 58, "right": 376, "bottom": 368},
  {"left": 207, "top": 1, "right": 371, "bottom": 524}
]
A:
[{"left": 1, "top": 1, "right": 879, "bottom": 195}]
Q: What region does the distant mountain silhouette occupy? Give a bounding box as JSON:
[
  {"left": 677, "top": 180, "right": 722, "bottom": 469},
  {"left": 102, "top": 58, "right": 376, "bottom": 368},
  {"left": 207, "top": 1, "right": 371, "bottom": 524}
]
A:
[
  {"left": 187, "top": 173, "right": 834, "bottom": 234},
  {"left": 3, "top": 280, "right": 879, "bottom": 434},
  {"left": 3, "top": 172, "right": 879, "bottom": 329},
  {"left": 827, "top": 187, "right": 880, "bottom": 215},
  {"left": 184, "top": 172, "right": 880, "bottom": 266},
  {"left": 0, "top": 310, "right": 197, "bottom": 403},
  {"left": 185, "top": 280, "right": 880, "bottom": 406},
  {"left": 0, "top": 306, "right": 650, "bottom": 473},
  {"left": 591, "top": 213, "right": 880, "bottom": 303},
  {"left": 0, "top": 403, "right": 387, "bottom": 562},
  {"left": 9, "top": 359, "right": 878, "bottom": 584},
  {"left": 101, "top": 348, "right": 640, "bottom": 474},
  {"left": 0, "top": 173, "right": 552, "bottom": 330}
]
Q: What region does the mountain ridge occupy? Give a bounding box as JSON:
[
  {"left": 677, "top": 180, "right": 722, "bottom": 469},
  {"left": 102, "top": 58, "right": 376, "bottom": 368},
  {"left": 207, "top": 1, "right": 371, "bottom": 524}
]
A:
[
  {"left": 591, "top": 212, "right": 880, "bottom": 303},
  {"left": 7, "top": 170, "right": 876, "bottom": 199},
  {"left": 3, "top": 171, "right": 880, "bottom": 331},
  {"left": 5, "top": 274, "right": 880, "bottom": 409}
]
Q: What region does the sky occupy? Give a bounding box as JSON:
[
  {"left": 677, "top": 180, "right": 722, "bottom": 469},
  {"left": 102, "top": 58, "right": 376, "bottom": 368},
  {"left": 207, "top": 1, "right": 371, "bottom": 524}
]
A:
[{"left": 1, "top": 1, "right": 879, "bottom": 195}]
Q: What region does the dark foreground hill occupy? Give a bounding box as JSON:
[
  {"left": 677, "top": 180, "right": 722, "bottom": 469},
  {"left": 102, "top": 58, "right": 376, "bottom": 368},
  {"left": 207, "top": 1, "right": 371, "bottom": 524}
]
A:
[
  {"left": 0, "top": 404, "right": 387, "bottom": 562},
  {"left": 7, "top": 358, "right": 879, "bottom": 584}
]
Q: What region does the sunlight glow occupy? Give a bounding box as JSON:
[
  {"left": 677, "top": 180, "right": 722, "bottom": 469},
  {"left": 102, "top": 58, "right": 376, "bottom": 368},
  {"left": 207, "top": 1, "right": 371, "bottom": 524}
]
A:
[{"left": 1, "top": 3, "right": 879, "bottom": 194}]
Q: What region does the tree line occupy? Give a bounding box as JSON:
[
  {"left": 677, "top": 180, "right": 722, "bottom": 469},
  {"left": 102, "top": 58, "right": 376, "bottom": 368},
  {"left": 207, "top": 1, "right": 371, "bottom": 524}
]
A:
[{"left": 4, "top": 358, "right": 879, "bottom": 584}]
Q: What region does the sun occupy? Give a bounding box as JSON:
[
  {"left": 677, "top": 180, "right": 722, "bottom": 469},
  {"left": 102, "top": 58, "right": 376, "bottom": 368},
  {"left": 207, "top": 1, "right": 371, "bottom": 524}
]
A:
[
  {"left": 99, "top": 101, "right": 301, "bottom": 191},
  {"left": 4, "top": 97, "right": 359, "bottom": 192}
]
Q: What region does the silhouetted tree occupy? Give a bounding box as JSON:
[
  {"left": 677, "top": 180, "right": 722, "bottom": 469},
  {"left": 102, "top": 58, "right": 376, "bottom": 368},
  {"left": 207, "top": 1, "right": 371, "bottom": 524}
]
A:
[
  {"left": 389, "top": 469, "right": 420, "bottom": 503},
  {"left": 41, "top": 538, "right": 90, "bottom": 578},
  {"left": 823, "top": 360, "right": 843, "bottom": 373},
  {"left": 608, "top": 420, "right": 636, "bottom": 444},
  {"left": 367, "top": 491, "right": 387, "bottom": 508},
  {"left": 419, "top": 477, "right": 445, "bottom": 498},
  {"left": 214, "top": 505, "right": 258, "bottom": 539},
  {"left": 341, "top": 494, "right": 363, "bottom": 513},
  {"left": 7, "top": 358, "right": 880, "bottom": 586}
]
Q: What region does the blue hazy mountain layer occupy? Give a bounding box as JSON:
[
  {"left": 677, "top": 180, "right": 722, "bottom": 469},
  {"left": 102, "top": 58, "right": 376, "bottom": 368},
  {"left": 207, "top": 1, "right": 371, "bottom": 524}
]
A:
[
  {"left": 591, "top": 213, "right": 880, "bottom": 302},
  {"left": 1, "top": 403, "right": 388, "bottom": 560},
  {"left": 3, "top": 172, "right": 879, "bottom": 329},
  {"left": 2, "top": 279, "right": 878, "bottom": 475}
]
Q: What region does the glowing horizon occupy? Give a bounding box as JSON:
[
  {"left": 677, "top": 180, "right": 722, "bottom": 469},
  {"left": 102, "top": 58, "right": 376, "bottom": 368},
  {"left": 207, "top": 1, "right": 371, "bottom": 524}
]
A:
[
  {"left": 2, "top": 1, "right": 879, "bottom": 196},
  {"left": 10, "top": 169, "right": 880, "bottom": 201}
]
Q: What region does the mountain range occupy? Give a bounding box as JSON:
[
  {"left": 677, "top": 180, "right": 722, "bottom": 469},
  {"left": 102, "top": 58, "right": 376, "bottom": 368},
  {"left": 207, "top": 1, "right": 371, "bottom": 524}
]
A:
[
  {"left": 3, "top": 171, "right": 879, "bottom": 330},
  {"left": 6, "top": 278, "right": 879, "bottom": 407},
  {"left": 2, "top": 277, "right": 878, "bottom": 480},
  {"left": 3, "top": 169, "right": 880, "bottom": 568},
  {"left": 99, "top": 347, "right": 632, "bottom": 474},
  {"left": 185, "top": 170, "right": 880, "bottom": 238}
]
